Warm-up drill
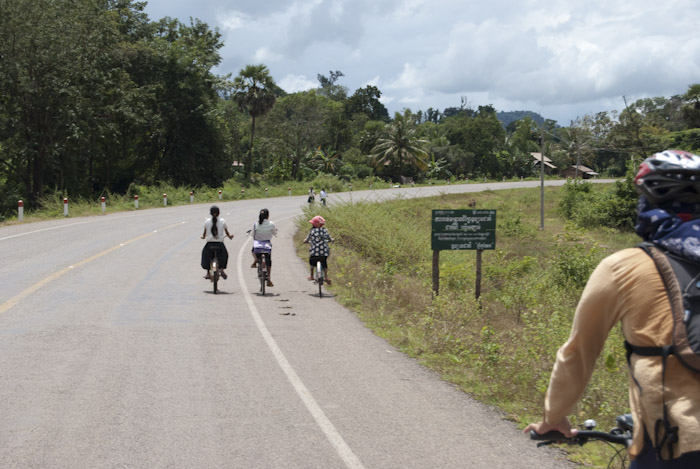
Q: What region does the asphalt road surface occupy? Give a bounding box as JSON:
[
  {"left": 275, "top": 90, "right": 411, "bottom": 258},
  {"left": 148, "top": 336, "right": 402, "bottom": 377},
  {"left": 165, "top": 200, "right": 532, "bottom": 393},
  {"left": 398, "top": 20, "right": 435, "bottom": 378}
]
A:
[{"left": 0, "top": 181, "right": 598, "bottom": 468}]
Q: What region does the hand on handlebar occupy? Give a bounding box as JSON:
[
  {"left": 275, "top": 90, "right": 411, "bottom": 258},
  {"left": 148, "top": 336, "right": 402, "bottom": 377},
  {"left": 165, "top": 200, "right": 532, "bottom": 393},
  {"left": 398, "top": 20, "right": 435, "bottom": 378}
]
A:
[{"left": 524, "top": 418, "right": 577, "bottom": 439}]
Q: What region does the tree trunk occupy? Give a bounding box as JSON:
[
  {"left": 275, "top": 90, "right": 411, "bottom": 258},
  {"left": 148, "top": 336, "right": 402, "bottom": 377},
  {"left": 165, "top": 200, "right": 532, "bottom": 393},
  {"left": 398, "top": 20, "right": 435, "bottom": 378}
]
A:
[{"left": 246, "top": 116, "right": 256, "bottom": 180}]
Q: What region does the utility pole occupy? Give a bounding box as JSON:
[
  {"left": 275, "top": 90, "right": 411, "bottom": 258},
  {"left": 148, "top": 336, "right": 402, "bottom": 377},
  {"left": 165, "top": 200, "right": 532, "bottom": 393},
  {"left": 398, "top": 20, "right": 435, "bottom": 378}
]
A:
[{"left": 540, "top": 125, "right": 545, "bottom": 230}]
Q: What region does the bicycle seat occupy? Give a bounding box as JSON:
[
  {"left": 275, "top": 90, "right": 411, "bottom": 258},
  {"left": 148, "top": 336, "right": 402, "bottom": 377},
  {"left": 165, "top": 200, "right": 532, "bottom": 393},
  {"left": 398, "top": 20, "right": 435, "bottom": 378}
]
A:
[
  {"left": 209, "top": 245, "right": 221, "bottom": 253},
  {"left": 616, "top": 414, "right": 634, "bottom": 432}
]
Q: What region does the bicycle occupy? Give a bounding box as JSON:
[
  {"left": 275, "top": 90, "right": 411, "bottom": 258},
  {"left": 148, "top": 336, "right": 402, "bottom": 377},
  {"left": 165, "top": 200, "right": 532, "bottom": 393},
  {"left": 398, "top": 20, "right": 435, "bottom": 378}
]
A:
[
  {"left": 248, "top": 230, "right": 272, "bottom": 296},
  {"left": 313, "top": 259, "right": 325, "bottom": 298},
  {"left": 257, "top": 250, "right": 271, "bottom": 295},
  {"left": 530, "top": 414, "right": 633, "bottom": 468},
  {"left": 208, "top": 245, "right": 222, "bottom": 294}
]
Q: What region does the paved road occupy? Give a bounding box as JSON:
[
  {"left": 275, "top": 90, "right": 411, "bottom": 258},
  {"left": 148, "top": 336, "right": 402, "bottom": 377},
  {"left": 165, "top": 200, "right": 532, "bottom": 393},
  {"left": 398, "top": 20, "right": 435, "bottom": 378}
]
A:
[{"left": 0, "top": 181, "right": 596, "bottom": 468}]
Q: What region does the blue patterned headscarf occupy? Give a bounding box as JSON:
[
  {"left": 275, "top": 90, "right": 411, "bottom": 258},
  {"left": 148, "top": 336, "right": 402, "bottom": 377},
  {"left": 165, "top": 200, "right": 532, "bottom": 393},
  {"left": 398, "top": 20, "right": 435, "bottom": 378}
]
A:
[{"left": 635, "top": 196, "right": 700, "bottom": 262}]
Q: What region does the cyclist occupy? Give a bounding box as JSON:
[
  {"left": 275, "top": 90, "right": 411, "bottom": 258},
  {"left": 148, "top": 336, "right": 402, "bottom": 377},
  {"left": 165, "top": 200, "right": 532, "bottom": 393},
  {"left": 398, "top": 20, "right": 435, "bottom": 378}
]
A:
[
  {"left": 303, "top": 215, "right": 334, "bottom": 284},
  {"left": 525, "top": 150, "right": 700, "bottom": 468},
  {"left": 250, "top": 208, "right": 277, "bottom": 287},
  {"left": 201, "top": 205, "right": 233, "bottom": 279}
]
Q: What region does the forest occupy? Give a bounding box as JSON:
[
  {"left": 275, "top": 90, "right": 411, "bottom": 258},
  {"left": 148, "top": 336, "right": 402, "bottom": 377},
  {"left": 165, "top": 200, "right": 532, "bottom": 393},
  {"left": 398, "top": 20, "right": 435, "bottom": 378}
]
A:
[{"left": 2, "top": 0, "right": 700, "bottom": 217}]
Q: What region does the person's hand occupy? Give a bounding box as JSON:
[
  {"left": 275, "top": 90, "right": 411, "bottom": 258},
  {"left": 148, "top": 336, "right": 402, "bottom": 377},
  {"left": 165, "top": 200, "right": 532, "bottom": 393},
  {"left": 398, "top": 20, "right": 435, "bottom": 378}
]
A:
[
  {"left": 201, "top": 235, "right": 205, "bottom": 240},
  {"left": 228, "top": 234, "right": 234, "bottom": 239},
  {"left": 523, "top": 418, "right": 577, "bottom": 438}
]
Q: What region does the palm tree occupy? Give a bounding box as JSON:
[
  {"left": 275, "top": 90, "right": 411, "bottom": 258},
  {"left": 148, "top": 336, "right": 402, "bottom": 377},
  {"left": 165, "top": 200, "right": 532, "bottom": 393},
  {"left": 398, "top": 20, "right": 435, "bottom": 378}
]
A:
[
  {"left": 371, "top": 112, "right": 429, "bottom": 181},
  {"left": 232, "top": 64, "right": 277, "bottom": 179}
]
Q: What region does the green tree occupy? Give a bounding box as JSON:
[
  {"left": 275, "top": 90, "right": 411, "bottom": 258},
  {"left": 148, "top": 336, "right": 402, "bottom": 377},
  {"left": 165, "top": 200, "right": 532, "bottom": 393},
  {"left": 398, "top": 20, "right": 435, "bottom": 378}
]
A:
[
  {"left": 233, "top": 64, "right": 277, "bottom": 180},
  {"left": 317, "top": 70, "right": 348, "bottom": 102},
  {"left": 0, "top": 0, "right": 128, "bottom": 205},
  {"left": 682, "top": 84, "right": 700, "bottom": 129},
  {"left": 346, "top": 85, "right": 389, "bottom": 121},
  {"left": 146, "top": 17, "right": 229, "bottom": 187},
  {"left": 371, "top": 111, "right": 429, "bottom": 181},
  {"left": 443, "top": 106, "right": 505, "bottom": 177},
  {"left": 258, "top": 91, "right": 338, "bottom": 180}
]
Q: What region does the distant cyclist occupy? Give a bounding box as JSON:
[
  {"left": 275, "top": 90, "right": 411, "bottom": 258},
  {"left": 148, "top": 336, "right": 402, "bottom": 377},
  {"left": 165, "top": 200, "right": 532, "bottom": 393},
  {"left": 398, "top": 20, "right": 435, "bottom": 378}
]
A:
[
  {"left": 250, "top": 208, "right": 278, "bottom": 287},
  {"left": 525, "top": 150, "right": 700, "bottom": 467},
  {"left": 303, "top": 215, "right": 334, "bottom": 284},
  {"left": 201, "top": 206, "right": 233, "bottom": 279}
]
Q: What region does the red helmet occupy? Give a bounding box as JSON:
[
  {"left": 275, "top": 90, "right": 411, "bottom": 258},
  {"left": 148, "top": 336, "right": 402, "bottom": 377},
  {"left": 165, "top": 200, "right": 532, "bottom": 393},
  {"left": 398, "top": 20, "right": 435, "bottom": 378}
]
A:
[{"left": 634, "top": 150, "right": 700, "bottom": 204}]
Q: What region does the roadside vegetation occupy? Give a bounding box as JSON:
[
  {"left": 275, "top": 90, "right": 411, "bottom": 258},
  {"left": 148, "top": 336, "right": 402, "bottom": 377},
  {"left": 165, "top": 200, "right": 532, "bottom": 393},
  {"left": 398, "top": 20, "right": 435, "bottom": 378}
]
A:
[{"left": 295, "top": 179, "right": 639, "bottom": 467}]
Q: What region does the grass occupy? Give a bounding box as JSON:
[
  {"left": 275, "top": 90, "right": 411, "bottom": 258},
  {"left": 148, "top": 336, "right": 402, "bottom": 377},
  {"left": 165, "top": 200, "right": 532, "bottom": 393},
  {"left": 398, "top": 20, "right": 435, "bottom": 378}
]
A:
[{"left": 294, "top": 184, "right": 638, "bottom": 468}]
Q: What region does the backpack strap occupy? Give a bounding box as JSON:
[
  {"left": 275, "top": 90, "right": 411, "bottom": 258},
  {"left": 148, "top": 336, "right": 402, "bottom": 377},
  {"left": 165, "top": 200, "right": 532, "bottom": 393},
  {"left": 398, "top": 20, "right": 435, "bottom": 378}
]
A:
[{"left": 628, "top": 243, "right": 682, "bottom": 460}]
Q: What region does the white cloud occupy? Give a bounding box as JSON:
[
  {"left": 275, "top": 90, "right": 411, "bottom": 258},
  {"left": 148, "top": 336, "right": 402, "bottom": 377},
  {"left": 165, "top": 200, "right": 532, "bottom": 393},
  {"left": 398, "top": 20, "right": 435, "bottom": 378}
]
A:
[
  {"left": 362, "top": 76, "right": 381, "bottom": 88},
  {"left": 278, "top": 74, "right": 317, "bottom": 93},
  {"left": 253, "top": 47, "right": 282, "bottom": 63},
  {"left": 218, "top": 10, "right": 247, "bottom": 31},
  {"left": 144, "top": 0, "right": 700, "bottom": 124}
]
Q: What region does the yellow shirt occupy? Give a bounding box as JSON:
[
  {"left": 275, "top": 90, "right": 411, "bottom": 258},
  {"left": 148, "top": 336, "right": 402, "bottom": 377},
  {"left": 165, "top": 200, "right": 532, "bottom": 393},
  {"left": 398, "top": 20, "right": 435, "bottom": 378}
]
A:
[{"left": 544, "top": 248, "right": 700, "bottom": 459}]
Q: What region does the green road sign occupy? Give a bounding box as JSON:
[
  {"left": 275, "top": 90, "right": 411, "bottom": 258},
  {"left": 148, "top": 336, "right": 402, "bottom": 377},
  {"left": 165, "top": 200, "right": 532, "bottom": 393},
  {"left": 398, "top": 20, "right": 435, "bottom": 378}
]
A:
[{"left": 431, "top": 209, "right": 496, "bottom": 250}]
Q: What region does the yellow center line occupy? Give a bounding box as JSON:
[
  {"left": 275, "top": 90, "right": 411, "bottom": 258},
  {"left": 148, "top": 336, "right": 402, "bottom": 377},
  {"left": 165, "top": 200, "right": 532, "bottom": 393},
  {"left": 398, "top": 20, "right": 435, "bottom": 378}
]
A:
[{"left": 0, "top": 222, "right": 185, "bottom": 315}]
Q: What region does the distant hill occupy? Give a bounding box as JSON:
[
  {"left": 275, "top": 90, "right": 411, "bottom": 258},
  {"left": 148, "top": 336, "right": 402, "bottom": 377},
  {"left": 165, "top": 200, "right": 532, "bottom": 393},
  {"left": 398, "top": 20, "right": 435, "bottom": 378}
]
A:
[{"left": 496, "top": 110, "right": 545, "bottom": 128}]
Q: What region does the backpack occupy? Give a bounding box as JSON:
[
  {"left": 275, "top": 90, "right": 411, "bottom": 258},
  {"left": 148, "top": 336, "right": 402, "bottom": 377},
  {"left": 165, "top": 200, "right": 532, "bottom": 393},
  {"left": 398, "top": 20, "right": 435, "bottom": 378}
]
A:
[{"left": 624, "top": 242, "right": 700, "bottom": 459}]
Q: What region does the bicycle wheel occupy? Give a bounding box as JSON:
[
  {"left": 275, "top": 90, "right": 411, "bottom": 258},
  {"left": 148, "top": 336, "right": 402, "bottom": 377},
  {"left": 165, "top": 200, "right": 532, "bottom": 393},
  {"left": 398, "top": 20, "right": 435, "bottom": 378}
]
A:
[
  {"left": 316, "top": 260, "right": 323, "bottom": 298},
  {"left": 212, "top": 259, "right": 219, "bottom": 294},
  {"left": 260, "top": 255, "right": 267, "bottom": 295}
]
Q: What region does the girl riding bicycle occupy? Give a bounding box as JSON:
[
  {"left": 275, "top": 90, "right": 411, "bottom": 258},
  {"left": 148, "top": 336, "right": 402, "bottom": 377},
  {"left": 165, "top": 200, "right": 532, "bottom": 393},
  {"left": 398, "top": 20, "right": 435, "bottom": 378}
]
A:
[
  {"left": 303, "top": 215, "right": 334, "bottom": 284},
  {"left": 250, "top": 208, "right": 277, "bottom": 287},
  {"left": 201, "top": 205, "right": 233, "bottom": 279}
]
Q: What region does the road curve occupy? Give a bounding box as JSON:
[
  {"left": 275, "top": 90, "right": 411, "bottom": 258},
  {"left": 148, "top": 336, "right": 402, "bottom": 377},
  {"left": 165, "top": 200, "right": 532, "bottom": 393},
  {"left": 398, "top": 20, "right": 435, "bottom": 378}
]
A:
[{"left": 0, "top": 181, "right": 599, "bottom": 468}]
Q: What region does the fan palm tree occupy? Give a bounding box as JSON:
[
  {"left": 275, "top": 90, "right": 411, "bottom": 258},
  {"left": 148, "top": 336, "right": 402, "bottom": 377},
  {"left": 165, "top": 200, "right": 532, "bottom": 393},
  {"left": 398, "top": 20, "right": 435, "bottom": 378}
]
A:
[
  {"left": 232, "top": 64, "right": 277, "bottom": 179},
  {"left": 371, "top": 112, "right": 429, "bottom": 181}
]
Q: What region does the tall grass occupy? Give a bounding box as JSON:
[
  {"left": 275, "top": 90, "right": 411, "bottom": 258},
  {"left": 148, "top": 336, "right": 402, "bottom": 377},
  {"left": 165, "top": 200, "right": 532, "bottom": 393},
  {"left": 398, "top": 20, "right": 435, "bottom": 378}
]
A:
[{"left": 295, "top": 184, "right": 640, "bottom": 467}]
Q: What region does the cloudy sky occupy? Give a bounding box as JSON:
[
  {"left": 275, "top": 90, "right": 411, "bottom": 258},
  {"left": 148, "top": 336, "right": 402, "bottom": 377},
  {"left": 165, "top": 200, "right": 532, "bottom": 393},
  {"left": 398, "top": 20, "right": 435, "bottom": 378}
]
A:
[{"left": 142, "top": 0, "right": 700, "bottom": 125}]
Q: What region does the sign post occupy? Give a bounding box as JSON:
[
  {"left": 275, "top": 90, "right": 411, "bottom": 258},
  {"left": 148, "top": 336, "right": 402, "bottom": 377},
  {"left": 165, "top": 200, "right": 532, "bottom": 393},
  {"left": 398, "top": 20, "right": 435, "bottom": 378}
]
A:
[{"left": 431, "top": 209, "right": 496, "bottom": 298}]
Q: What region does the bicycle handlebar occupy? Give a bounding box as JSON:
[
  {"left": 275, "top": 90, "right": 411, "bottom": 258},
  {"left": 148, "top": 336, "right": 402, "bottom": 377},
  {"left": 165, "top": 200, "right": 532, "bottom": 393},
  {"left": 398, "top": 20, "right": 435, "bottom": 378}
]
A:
[{"left": 529, "top": 430, "right": 631, "bottom": 447}]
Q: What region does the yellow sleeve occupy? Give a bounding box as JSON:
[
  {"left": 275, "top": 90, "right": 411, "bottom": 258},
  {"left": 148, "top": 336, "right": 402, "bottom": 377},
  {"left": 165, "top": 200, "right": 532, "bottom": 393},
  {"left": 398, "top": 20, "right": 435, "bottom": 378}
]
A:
[{"left": 544, "top": 255, "right": 623, "bottom": 424}]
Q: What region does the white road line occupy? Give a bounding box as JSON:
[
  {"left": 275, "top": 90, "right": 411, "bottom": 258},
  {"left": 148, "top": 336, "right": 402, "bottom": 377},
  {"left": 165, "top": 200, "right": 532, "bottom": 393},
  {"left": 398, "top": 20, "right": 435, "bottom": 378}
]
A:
[
  {"left": 0, "top": 211, "right": 162, "bottom": 241},
  {"left": 236, "top": 235, "right": 366, "bottom": 469}
]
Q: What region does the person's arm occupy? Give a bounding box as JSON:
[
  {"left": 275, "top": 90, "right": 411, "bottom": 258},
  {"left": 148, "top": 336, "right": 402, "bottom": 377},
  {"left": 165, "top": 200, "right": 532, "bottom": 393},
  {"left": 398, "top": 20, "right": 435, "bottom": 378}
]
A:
[
  {"left": 303, "top": 231, "right": 310, "bottom": 243},
  {"left": 201, "top": 228, "right": 206, "bottom": 240},
  {"left": 526, "top": 256, "right": 622, "bottom": 434},
  {"left": 223, "top": 220, "right": 233, "bottom": 239}
]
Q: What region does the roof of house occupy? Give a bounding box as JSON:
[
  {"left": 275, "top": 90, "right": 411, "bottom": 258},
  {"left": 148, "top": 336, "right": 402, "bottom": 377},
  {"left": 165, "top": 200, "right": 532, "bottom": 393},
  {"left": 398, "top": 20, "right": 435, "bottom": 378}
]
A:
[
  {"left": 530, "top": 152, "right": 557, "bottom": 169},
  {"left": 530, "top": 152, "right": 554, "bottom": 163},
  {"left": 567, "top": 164, "right": 598, "bottom": 174}
]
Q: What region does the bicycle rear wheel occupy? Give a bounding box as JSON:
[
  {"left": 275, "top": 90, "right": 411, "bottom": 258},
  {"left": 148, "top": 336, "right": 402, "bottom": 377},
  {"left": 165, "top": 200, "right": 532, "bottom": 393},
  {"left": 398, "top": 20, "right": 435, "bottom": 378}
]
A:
[
  {"left": 212, "top": 259, "right": 219, "bottom": 293},
  {"left": 316, "top": 260, "right": 323, "bottom": 298},
  {"left": 259, "top": 255, "right": 267, "bottom": 295}
]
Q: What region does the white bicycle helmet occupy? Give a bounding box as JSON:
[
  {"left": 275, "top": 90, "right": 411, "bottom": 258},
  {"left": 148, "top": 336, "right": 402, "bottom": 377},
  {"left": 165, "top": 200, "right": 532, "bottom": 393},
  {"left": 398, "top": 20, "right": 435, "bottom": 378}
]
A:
[{"left": 634, "top": 150, "right": 700, "bottom": 204}]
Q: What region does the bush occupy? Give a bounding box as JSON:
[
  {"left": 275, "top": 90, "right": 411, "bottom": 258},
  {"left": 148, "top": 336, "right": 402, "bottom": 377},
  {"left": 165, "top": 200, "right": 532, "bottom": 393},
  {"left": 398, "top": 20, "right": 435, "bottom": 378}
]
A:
[{"left": 559, "top": 174, "right": 637, "bottom": 231}]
